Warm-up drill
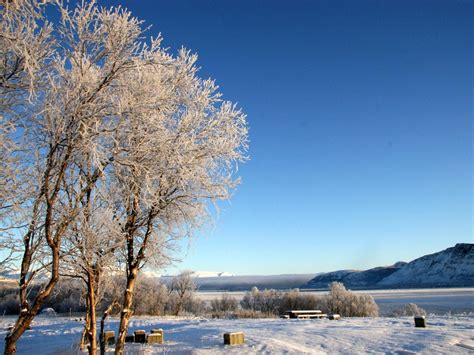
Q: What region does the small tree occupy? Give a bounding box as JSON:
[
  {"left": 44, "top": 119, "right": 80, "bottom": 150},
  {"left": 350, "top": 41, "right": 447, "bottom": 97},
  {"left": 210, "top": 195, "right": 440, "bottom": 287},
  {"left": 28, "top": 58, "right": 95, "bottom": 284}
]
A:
[
  {"left": 108, "top": 36, "right": 248, "bottom": 353},
  {"left": 133, "top": 279, "right": 169, "bottom": 316},
  {"left": 62, "top": 185, "right": 123, "bottom": 354},
  {"left": 240, "top": 288, "right": 281, "bottom": 315},
  {"left": 169, "top": 271, "right": 197, "bottom": 316},
  {"left": 280, "top": 289, "right": 321, "bottom": 312},
  {"left": 210, "top": 293, "right": 239, "bottom": 314}
]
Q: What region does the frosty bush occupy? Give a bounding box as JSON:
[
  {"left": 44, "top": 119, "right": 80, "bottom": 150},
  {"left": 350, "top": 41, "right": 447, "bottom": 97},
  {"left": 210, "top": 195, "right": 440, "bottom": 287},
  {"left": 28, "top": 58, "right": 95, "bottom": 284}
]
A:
[
  {"left": 0, "top": 294, "right": 20, "bottom": 315},
  {"left": 133, "top": 279, "right": 169, "bottom": 316},
  {"left": 240, "top": 287, "right": 282, "bottom": 315},
  {"left": 326, "top": 282, "right": 379, "bottom": 317},
  {"left": 391, "top": 303, "right": 427, "bottom": 317},
  {"left": 210, "top": 293, "right": 239, "bottom": 314},
  {"left": 240, "top": 284, "right": 378, "bottom": 317},
  {"left": 280, "top": 289, "right": 327, "bottom": 313}
]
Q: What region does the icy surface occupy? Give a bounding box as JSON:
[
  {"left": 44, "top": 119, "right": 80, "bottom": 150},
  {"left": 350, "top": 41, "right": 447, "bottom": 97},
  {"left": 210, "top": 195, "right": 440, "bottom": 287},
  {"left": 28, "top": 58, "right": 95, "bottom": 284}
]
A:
[{"left": 1, "top": 315, "right": 473, "bottom": 354}]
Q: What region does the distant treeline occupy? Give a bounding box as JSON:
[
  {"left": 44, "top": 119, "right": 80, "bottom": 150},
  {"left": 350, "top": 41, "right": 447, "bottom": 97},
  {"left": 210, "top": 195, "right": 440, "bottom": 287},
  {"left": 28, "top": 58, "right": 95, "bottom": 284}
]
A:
[{"left": 0, "top": 277, "right": 387, "bottom": 318}]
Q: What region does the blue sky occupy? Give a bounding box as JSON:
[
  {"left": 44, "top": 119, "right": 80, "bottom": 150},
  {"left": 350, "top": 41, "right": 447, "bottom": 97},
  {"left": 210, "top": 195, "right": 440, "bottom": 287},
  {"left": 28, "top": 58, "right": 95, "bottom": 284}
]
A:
[{"left": 97, "top": 0, "right": 472, "bottom": 275}]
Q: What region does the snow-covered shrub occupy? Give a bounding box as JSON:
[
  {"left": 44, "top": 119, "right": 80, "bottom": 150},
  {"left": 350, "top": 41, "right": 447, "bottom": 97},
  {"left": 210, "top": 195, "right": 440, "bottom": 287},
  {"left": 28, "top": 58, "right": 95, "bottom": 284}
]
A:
[
  {"left": 279, "top": 289, "right": 328, "bottom": 313},
  {"left": 240, "top": 288, "right": 333, "bottom": 316},
  {"left": 240, "top": 288, "right": 282, "bottom": 315},
  {"left": 40, "top": 308, "right": 57, "bottom": 317},
  {"left": 211, "top": 293, "right": 239, "bottom": 314},
  {"left": 168, "top": 272, "right": 198, "bottom": 316},
  {"left": 0, "top": 293, "right": 20, "bottom": 315},
  {"left": 391, "top": 303, "right": 427, "bottom": 317},
  {"left": 183, "top": 298, "right": 208, "bottom": 315},
  {"left": 326, "top": 282, "right": 378, "bottom": 317},
  {"left": 404, "top": 303, "right": 427, "bottom": 316},
  {"left": 133, "top": 279, "right": 169, "bottom": 316}
]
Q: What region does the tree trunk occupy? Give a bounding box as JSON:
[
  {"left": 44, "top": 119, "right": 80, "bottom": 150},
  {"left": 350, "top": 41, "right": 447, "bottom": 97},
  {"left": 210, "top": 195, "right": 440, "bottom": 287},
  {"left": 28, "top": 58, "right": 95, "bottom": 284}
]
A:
[
  {"left": 100, "top": 301, "right": 118, "bottom": 355},
  {"left": 114, "top": 268, "right": 137, "bottom": 355},
  {"left": 4, "top": 249, "right": 60, "bottom": 355},
  {"left": 81, "top": 305, "right": 91, "bottom": 350},
  {"left": 99, "top": 311, "right": 106, "bottom": 355},
  {"left": 86, "top": 272, "right": 97, "bottom": 355},
  {"left": 4, "top": 315, "right": 31, "bottom": 355}
]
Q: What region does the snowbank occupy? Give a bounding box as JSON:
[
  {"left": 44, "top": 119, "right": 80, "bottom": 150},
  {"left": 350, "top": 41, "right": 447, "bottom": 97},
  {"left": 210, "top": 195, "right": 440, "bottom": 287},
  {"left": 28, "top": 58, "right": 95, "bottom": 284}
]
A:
[{"left": 0, "top": 315, "right": 472, "bottom": 354}]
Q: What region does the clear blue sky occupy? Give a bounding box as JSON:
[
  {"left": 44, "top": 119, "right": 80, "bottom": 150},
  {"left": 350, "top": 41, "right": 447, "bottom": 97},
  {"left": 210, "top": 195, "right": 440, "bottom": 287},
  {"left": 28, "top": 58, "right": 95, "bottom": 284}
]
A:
[{"left": 98, "top": 0, "right": 472, "bottom": 275}]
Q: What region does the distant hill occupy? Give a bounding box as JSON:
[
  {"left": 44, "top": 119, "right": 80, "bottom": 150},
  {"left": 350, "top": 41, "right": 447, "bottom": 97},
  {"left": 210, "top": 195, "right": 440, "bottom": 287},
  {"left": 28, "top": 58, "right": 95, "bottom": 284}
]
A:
[
  {"left": 301, "top": 263, "right": 407, "bottom": 290},
  {"left": 302, "top": 243, "right": 474, "bottom": 290},
  {"left": 378, "top": 243, "right": 474, "bottom": 288}
]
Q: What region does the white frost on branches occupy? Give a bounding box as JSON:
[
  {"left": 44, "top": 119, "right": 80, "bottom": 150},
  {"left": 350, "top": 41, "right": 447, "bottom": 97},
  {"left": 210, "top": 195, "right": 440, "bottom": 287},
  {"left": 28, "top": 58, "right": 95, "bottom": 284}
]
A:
[{"left": 0, "top": 0, "right": 248, "bottom": 352}]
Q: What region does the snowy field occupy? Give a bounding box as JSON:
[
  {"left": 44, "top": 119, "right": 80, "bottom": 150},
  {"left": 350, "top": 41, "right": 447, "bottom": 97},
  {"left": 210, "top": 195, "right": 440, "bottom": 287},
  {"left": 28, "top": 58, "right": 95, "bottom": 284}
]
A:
[
  {"left": 197, "top": 288, "right": 474, "bottom": 316},
  {"left": 1, "top": 315, "right": 473, "bottom": 354}
]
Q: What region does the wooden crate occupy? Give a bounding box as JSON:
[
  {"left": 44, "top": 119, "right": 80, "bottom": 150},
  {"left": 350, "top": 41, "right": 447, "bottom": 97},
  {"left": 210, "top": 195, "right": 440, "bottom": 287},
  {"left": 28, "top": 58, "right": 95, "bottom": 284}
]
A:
[
  {"left": 134, "top": 330, "right": 146, "bottom": 343},
  {"left": 328, "top": 314, "right": 341, "bottom": 320},
  {"left": 151, "top": 329, "right": 164, "bottom": 342},
  {"left": 414, "top": 316, "right": 426, "bottom": 328},
  {"left": 224, "top": 332, "right": 245, "bottom": 345},
  {"left": 103, "top": 331, "right": 115, "bottom": 345},
  {"left": 147, "top": 333, "right": 163, "bottom": 344},
  {"left": 125, "top": 334, "right": 135, "bottom": 343}
]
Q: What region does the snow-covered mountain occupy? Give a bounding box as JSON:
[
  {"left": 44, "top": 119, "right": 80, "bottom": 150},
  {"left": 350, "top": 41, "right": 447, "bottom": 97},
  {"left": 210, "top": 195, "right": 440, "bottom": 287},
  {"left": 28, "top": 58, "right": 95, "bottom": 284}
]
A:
[
  {"left": 302, "top": 244, "right": 473, "bottom": 290},
  {"left": 378, "top": 243, "right": 474, "bottom": 288},
  {"left": 302, "top": 263, "right": 406, "bottom": 289}
]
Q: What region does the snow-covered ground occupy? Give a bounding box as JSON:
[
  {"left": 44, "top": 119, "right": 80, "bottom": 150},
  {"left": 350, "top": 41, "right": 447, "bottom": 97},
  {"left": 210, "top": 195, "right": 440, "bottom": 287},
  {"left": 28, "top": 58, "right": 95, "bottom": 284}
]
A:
[{"left": 1, "top": 315, "right": 473, "bottom": 354}]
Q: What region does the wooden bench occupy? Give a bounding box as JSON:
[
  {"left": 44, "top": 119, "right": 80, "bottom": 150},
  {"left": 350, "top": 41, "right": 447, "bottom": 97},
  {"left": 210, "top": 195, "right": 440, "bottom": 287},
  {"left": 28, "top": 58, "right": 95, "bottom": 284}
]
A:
[{"left": 282, "top": 310, "right": 327, "bottom": 319}]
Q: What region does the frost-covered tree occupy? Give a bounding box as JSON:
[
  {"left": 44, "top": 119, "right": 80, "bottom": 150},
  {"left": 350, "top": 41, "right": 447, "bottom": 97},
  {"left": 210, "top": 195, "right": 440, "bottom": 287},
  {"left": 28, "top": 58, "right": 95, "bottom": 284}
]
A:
[
  {"left": 1, "top": 2, "right": 148, "bottom": 353},
  {"left": 240, "top": 288, "right": 282, "bottom": 314},
  {"left": 1, "top": 2, "right": 248, "bottom": 354},
  {"left": 62, "top": 184, "right": 123, "bottom": 355},
  {"left": 169, "top": 271, "right": 197, "bottom": 316},
  {"left": 108, "top": 44, "right": 248, "bottom": 353},
  {"left": 326, "top": 282, "right": 379, "bottom": 317},
  {"left": 210, "top": 293, "right": 239, "bottom": 314},
  {"left": 0, "top": 0, "right": 53, "bottom": 269}
]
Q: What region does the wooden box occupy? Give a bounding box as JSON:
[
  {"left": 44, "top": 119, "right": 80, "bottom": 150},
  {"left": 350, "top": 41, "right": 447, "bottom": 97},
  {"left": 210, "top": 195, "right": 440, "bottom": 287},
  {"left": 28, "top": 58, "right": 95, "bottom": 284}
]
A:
[
  {"left": 414, "top": 316, "right": 426, "bottom": 328},
  {"left": 151, "top": 329, "right": 164, "bottom": 342},
  {"left": 224, "top": 332, "right": 245, "bottom": 345},
  {"left": 134, "top": 330, "right": 146, "bottom": 343},
  {"left": 147, "top": 333, "right": 163, "bottom": 344},
  {"left": 103, "top": 330, "right": 115, "bottom": 345}
]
